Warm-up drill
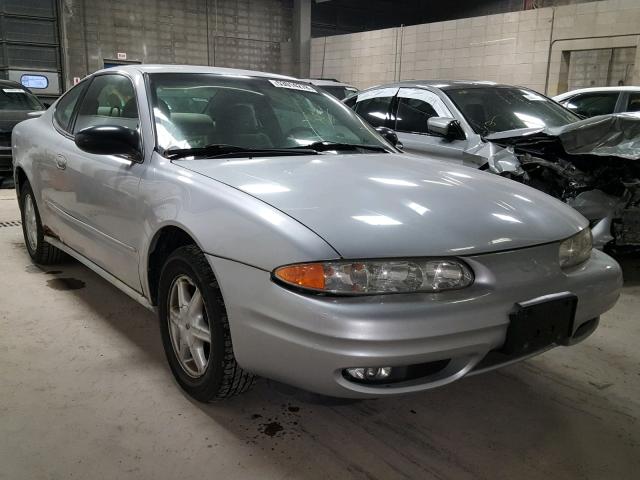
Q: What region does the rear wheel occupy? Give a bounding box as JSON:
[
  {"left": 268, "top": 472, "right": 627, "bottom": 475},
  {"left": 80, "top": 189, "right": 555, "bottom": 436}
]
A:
[
  {"left": 19, "top": 183, "right": 64, "bottom": 264},
  {"left": 158, "top": 245, "right": 254, "bottom": 401}
]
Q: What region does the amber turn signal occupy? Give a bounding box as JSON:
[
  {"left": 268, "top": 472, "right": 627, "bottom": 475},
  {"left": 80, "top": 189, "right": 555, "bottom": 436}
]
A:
[{"left": 274, "top": 263, "right": 326, "bottom": 290}]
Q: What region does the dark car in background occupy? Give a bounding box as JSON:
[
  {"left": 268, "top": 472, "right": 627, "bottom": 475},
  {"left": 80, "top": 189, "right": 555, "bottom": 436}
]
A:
[{"left": 0, "top": 79, "right": 45, "bottom": 184}]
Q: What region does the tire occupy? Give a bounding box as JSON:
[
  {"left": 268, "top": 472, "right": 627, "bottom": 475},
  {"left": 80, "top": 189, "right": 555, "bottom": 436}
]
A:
[
  {"left": 19, "top": 182, "right": 64, "bottom": 265},
  {"left": 158, "top": 245, "right": 254, "bottom": 401}
]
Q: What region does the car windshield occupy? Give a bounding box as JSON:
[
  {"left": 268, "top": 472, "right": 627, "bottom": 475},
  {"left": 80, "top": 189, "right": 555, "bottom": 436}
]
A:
[
  {"left": 148, "top": 73, "right": 386, "bottom": 154},
  {"left": 0, "top": 86, "right": 44, "bottom": 111},
  {"left": 318, "top": 85, "right": 358, "bottom": 100},
  {"left": 445, "top": 86, "right": 580, "bottom": 136}
]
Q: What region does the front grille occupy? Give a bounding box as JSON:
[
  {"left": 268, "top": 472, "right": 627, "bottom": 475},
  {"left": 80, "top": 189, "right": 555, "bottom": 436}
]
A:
[
  {"left": 0, "top": 153, "right": 12, "bottom": 173},
  {"left": 0, "top": 132, "right": 10, "bottom": 148}
]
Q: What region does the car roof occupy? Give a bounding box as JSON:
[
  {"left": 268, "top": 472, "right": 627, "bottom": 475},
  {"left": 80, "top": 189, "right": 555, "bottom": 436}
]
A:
[
  {"left": 92, "top": 64, "right": 299, "bottom": 81},
  {"left": 360, "top": 80, "right": 527, "bottom": 92},
  {"left": 554, "top": 86, "right": 640, "bottom": 99}
]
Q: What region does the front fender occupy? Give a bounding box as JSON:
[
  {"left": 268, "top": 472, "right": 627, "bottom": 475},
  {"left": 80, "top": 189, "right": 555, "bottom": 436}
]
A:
[{"left": 138, "top": 153, "right": 340, "bottom": 296}]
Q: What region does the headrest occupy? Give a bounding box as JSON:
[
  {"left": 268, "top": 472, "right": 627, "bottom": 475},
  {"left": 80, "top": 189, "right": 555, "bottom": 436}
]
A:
[{"left": 227, "top": 104, "right": 259, "bottom": 133}]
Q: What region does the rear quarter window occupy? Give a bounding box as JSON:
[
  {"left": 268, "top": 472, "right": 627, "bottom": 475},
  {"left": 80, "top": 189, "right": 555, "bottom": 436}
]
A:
[{"left": 54, "top": 82, "right": 88, "bottom": 133}]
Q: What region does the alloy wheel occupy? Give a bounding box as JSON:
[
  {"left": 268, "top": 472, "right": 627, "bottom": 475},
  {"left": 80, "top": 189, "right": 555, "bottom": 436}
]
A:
[
  {"left": 24, "top": 194, "right": 38, "bottom": 252},
  {"left": 167, "top": 275, "right": 212, "bottom": 378}
]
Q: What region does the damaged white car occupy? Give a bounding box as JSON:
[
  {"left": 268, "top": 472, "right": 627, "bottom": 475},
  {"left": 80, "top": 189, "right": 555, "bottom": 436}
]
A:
[{"left": 345, "top": 81, "right": 640, "bottom": 250}]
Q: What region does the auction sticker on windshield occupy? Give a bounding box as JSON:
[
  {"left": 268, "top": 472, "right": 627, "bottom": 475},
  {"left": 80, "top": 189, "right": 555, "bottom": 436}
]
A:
[{"left": 269, "top": 80, "right": 317, "bottom": 93}]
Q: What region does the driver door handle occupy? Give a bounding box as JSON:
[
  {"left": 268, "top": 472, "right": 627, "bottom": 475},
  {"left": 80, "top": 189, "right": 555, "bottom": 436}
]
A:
[{"left": 55, "top": 154, "right": 67, "bottom": 170}]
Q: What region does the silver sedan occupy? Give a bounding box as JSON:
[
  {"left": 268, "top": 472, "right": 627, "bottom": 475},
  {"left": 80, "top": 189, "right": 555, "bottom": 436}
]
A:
[{"left": 13, "top": 65, "right": 622, "bottom": 401}]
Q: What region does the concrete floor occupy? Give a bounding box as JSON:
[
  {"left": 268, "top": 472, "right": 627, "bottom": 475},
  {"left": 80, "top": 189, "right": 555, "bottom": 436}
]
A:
[{"left": 0, "top": 188, "right": 638, "bottom": 480}]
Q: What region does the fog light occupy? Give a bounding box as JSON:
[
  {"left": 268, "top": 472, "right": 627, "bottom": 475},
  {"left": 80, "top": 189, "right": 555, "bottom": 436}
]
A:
[{"left": 346, "top": 366, "right": 392, "bottom": 381}]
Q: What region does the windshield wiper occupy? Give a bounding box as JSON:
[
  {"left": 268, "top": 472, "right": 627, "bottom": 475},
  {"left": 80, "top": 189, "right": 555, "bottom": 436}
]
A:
[
  {"left": 166, "top": 144, "right": 318, "bottom": 160},
  {"left": 291, "top": 141, "right": 389, "bottom": 153}
]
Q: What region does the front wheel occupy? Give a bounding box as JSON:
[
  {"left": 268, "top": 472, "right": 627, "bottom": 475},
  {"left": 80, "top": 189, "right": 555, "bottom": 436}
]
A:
[
  {"left": 19, "top": 183, "right": 64, "bottom": 264},
  {"left": 158, "top": 245, "right": 254, "bottom": 401}
]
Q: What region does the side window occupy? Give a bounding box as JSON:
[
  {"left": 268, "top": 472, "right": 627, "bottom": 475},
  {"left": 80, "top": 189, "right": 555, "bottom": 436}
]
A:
[
  {"left": 395, "top": 88, "right": 451, "bottom": 135},
  {"left": 53, "top": 82, "right": 87, "bottom": 133},
  {"left": 395, "top": 98, "right": 438, "bottom": 134},
  {"left": 343, "top": 95, "right": 357, "bottom": 109},
  {"left": 626, "top": 92, "right": 640, "bottom": 112},
  {"left": 73, "top": 74, "right": 139, "bottom": 134},
  {"left": 564, "top": 92, "right": 618, "bottom": 117},
  {"left": 355, "top": 96, "right": 393, "bottom": 128}
]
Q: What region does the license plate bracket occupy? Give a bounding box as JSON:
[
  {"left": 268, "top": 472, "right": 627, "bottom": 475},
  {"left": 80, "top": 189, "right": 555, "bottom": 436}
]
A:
[{"left": 502, "top": 293, "right": 578, "bottom": 356}]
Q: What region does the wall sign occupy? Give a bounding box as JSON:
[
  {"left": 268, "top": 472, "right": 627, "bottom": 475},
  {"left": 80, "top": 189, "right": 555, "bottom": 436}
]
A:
[
  {"left": 21, "top": 74, "right": 49, "bottom": 89},
  {"left": 117, "top": 52, "right": 127, "bottom": 60}
]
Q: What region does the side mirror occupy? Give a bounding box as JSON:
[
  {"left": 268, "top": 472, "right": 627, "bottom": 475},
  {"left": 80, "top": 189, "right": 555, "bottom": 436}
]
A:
[
  {"left": 427, "top": 117, "right": 463, "bottom": 140},
  {"left": 75, "top": 125, "right": 141, "bottom": 159},
  {"left": 375, "top": 126, "right": 403, "bottom": 149}
]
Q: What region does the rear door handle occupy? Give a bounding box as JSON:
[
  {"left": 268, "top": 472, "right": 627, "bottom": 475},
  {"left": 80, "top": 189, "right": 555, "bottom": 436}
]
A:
[{"left": 55, "top": 154, "right": 67, "bottom": 170}]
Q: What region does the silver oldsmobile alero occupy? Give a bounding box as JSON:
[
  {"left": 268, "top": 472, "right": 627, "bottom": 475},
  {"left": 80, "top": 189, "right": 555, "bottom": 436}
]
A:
[{"left": 12, "top": 65, "right": 622, "bottom": 401}]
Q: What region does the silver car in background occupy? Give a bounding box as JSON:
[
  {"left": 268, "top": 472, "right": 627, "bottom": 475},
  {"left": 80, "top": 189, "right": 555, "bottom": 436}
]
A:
[
  {"left": 346, "top": 81, "right": 640, "bottom": 250},
  {"left": 13, "top": 66, "right": 621, "bottom": 401},
  {"left": 554, "top": 86, "right": 640, "bottom": 118}
]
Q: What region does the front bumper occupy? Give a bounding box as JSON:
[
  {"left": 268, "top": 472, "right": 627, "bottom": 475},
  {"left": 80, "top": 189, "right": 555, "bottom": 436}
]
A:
[{"left": 208, "top": 243, "right": 622, "bottom": 398}]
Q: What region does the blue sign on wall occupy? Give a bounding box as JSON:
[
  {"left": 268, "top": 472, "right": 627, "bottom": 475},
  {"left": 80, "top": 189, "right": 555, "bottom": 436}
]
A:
[{"left": 21, "top": 75, "right": 49, "bottom": 89}]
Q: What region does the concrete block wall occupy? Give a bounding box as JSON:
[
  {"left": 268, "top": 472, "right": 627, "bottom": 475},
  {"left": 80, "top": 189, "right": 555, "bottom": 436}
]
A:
[
  {"left": 609, "top": 46, "right": 637, "bottom": 85},
  {"left": 567, "top": 46, "right": 636, "bottom": 89},
  {"left": 310, "top": 27, "right": 400, "bottom": 85},
  {"left": 60, "top": 0, "right": 293, "bottom": 90},
  {"left": 310, "top": 0, "right": 640, "bottom": 95},
  {"left": 547, "top": 0, "right": 640, "bottom": 95}
]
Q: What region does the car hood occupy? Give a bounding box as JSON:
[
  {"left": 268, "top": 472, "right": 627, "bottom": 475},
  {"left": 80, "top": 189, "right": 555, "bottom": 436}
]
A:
[
  {"left": 0, "top": 109, "right": 40, "bottom": 132},
  {"left": 177, "top": 153, "right": 586, "bottom": 258},
  {"left": 485, "top": 113, "right": 640, "bottom": 161}
]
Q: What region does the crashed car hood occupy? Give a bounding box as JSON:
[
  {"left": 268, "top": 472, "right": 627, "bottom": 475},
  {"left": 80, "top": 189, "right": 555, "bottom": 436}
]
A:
[
  {"left": 177, "top": 153, "right": 586, "bottom": 258},
  {"left": 485, "top": 113, "right": 640, "bottom": 160}
]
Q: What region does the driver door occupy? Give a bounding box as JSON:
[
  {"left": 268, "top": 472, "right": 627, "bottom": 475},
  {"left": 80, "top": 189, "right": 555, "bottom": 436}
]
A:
[{"left": 49, "top": 73, "right": 146, "bottom": 291}]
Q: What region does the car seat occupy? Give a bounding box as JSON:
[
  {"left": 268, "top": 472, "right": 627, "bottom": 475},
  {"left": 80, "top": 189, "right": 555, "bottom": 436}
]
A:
[{"left": 217, "top": 103, "right": 273, "bottom": 148}]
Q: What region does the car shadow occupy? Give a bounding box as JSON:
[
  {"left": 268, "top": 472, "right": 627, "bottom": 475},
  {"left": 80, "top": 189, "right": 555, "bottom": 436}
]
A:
[{"left": 35, "top": 253, "right": 640, "bottom": 480}]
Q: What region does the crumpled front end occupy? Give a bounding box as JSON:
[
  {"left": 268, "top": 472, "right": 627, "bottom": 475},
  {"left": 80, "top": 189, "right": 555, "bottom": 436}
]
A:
[{"left": 485, "top": 114, "right": 640, "bottom": 250}]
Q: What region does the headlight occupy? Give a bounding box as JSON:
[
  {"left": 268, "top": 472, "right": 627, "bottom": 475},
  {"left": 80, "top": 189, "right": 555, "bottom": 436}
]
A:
[
  {"left": 273, "top": 259, "right": 474, "bottom": 295},
  {"left": 559, "top": 228, "right": 592, "bottom": 269}
]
